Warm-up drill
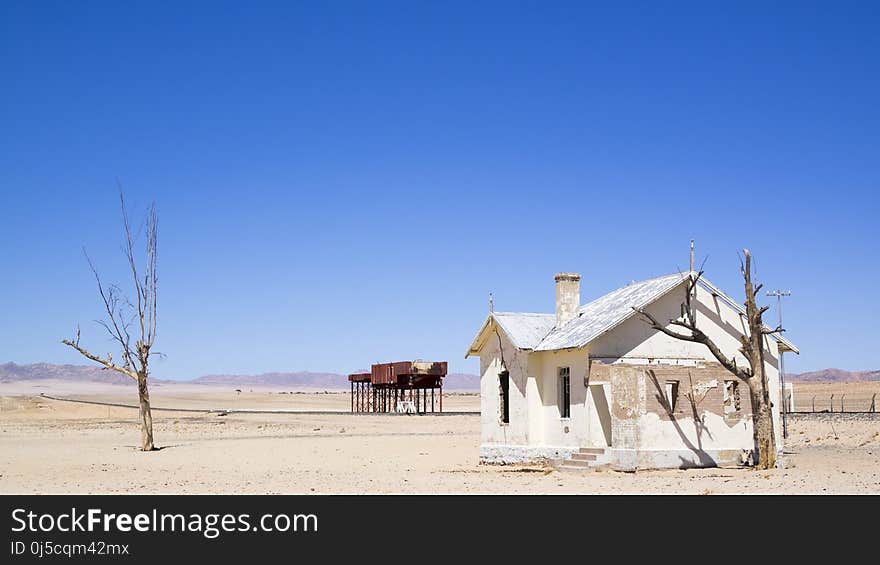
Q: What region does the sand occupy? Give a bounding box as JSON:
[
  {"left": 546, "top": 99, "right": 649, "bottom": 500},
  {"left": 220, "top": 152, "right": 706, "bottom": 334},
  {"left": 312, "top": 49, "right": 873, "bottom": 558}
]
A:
[
  {"left": 790, "top": 381, "right": 880, "bottom": 413},
  {"left": 1, "top": 381, "right": 879, "bottom": 494}
]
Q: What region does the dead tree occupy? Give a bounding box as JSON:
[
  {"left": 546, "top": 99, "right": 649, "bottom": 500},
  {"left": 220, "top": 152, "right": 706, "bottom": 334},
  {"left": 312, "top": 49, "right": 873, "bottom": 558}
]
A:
[
  {"left": 62, "top": 193, "right": 158, "bottom": 451},
  {"left": 633, "top": 250, "right": 779, "bottom": 469}
]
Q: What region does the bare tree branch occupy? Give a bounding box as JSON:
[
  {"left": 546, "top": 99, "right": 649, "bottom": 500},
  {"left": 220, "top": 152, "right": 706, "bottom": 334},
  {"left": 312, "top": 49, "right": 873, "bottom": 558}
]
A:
[
  {"left": 633, "top": 249, "right": 783, "bottom": 469},
  {"left": 84, "top": 249, "right": 137, "bottom": 369},
  {"left": 634, "top": 307, "right": 702, "bottom": 343},
  {"left": 119, "top": 190, "right": 146, "bottom": 354},
  {"left": 63, "top": 187, "right": 159, "bottom": 451},
  {"left": 61, "top": 338, "right": 137, "bottom": 380},
  {"left": 637, "top": 248, "right": 778, "bottom": 468},
  {"left": 633, "top": 305, "right": 752, "bottom": 381},
  {"left": 697, "top": 254, "right": 709, "bottom": 274}
]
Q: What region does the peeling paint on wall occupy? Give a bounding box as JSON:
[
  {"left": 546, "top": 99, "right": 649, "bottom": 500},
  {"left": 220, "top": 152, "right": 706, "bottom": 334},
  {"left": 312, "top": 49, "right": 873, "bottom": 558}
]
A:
[{"left": 475, "top": 272, "right": 785, "bottom": 469}]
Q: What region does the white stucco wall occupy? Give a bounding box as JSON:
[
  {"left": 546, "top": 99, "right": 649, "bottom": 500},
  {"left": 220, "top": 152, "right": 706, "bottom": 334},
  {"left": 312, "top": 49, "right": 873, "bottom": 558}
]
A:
[
  {"left": 536, "top": 348, "right": 589, "bottom": 449},
  {"left": 589, "top": 281, "right": 783, "bottom": 454},
  {"left": 476, "top": 278, "right": 788, "bottom": 467},
  {"left": 481, "top": 344, "right": 615, "bottom": 456},
  {"left": 478, "top": 324, "right": 529, "bottom": 447}
]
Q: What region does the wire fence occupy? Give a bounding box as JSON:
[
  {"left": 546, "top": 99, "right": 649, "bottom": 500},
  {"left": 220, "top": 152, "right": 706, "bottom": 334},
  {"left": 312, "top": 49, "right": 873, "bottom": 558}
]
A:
[{"left": 788, "top": 392, "right": 878, "bottom": 414}]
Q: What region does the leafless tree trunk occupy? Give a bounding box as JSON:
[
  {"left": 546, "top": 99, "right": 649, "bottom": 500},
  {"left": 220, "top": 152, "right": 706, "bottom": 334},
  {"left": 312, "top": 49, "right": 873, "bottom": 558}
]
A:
[
  {"left": 62, "top": 192, "right": 158, "bottom": 451},
  {"left": 634, "top": 250, "right": 780, "bottom": 469}
]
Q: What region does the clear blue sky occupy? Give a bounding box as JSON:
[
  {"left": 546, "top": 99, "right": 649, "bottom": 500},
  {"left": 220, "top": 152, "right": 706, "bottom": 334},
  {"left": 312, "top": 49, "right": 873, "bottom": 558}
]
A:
[{"left": 1, "top": 1, "right": 878, "bottom": 378}]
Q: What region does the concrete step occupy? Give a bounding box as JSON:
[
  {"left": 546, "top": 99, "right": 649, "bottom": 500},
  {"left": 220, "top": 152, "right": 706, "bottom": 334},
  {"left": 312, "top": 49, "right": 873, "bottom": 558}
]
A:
[
  {"left": 559, "top": 458, "right": 592, "bottom": 469},
  {"left": 553, "top": 447, "right": 609, "bottom": 472},
  {"left": 558, "top": 462, "right": 612, "bottom": 473},
  {"left": 558, "top": 463, "right": 595, "bottom": 472}
]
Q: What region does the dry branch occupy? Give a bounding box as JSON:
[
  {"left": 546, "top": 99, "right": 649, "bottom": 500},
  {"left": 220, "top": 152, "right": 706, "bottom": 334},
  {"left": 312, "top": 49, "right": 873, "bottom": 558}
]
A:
[
  {"left": 632, "top": 250, "right": 778, "bottom": 469},
  {"left": 60, "top": 339, "right": 137, "bottom": 381},
  {"left": 61, "top": 189, "right": 158, "bottom": 451}
]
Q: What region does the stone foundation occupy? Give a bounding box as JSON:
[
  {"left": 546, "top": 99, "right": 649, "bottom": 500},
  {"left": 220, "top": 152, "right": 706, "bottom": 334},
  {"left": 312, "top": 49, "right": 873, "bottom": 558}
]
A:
[
  {"left": 481, "top": 444, "right": 755, "bottom": 470},
  {"left": 610, "top": 448, "right": 752, "bottom": 471},
  {"left": 479, "top": 445, "right": 578, "bottom": 465}
]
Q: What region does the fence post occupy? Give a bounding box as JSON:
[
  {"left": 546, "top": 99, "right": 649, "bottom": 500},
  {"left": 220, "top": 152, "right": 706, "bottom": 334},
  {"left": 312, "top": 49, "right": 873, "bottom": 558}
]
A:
[
  {"left": 840, "top": 394, "right": 845, "bottom": 413},
  {"left": 812, "top": 396, "right": 815, "bottom": 413},
  {"left": 871, "top": 394, "right": 876, "bottom": 413},
  {"left": 830, "top": 394, "right": 834, "bottom": 413}
]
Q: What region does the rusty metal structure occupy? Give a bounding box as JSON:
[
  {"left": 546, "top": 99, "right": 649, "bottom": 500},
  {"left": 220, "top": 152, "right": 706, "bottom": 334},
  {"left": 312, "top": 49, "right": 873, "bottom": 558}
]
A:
[{"left": 348, "top": 361, "right": 447, "bottom": 414}]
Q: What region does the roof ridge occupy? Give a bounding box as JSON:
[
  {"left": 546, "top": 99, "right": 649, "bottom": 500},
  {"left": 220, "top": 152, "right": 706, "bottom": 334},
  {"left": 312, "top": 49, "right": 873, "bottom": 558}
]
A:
[
  {"left": 470, "top": 270, "right": 798, "bottom": 357},
  {"left": 577, "top": 271, "right": 687, "bottom": 312},
  {"left": 494, "top": 311, "right": 553, "bottom": 317},
  {"left": 537, "top": 272, "right": 689, "bottom": 351}
]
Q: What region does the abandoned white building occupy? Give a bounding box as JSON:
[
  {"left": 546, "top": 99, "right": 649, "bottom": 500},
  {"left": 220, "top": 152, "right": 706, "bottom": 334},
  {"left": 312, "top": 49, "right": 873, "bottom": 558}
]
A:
[{"left": 465, "top": 271, "right": 799, "bottom": 471}]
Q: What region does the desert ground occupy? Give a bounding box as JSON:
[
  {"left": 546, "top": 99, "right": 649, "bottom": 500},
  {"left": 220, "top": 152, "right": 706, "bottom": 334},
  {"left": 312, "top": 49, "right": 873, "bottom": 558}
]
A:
[
  {"left": 790, "top": 381, "right": 880, "bottom": 413},
  {"left": 1, "top": 380, "right": 879, "bottom": 494}
]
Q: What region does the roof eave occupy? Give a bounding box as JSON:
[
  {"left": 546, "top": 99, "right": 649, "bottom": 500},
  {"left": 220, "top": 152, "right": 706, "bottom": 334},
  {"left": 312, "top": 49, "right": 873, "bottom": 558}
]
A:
[{"left": 464, "top": 315, "right": 493, "bottom": 359}]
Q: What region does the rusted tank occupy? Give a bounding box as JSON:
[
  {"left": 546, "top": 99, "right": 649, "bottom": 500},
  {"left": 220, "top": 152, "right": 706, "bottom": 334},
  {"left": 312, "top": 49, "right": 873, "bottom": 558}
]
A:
[
  {"left": 352, "top": 361, "right": 447, "bottom": 414},
  {"left": 370, "top": 361, "right": 447, "bottom": 385}
]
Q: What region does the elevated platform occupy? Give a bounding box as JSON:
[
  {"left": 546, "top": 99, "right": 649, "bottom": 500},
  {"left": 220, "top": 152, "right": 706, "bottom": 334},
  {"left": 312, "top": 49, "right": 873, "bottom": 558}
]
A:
[{"left": 348, "top": 360, "right": 447, "bottom": 414}]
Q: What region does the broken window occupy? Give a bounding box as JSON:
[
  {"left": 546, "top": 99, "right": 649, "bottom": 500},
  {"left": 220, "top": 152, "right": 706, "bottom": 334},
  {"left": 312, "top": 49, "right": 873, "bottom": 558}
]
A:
[
  {"left": 723, "top": 380, "right": 741, "bottom": 415},
  {"left": 558, "top": 367, "right": 571, "bottom": 418},
  {"left": 665, "top": 381, "right": 679, "bottom": 412},
  {"left": 499, "top": 371, "right": 510, "bottom": 424}
]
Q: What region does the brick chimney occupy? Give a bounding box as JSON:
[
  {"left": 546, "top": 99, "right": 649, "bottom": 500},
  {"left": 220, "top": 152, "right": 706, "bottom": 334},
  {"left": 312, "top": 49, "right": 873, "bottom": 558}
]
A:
[{"left": 554, "top": 272, "right": 581, "bottom": 327}]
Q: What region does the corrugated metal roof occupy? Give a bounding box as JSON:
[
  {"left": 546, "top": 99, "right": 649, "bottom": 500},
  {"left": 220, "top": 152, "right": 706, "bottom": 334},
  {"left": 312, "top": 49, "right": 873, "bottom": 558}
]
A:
[
  {"left": 492, "top": 312, "right": 556, "bottom": 350},
  {"left": 466, "top": 271, "right": 800, "bottom": 357},
  {"left": 535, "top": 272, "right": 688, "bottom": 351}
]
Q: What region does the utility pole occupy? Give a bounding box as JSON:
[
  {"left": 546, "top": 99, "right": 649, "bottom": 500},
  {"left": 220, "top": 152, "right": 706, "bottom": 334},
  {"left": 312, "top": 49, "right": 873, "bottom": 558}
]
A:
[
  {"left": 689, "top": 239, "right": 695, "bottom": 272},
  {"left": 767, "top": 289, "right": 791, "bottom": 438}
]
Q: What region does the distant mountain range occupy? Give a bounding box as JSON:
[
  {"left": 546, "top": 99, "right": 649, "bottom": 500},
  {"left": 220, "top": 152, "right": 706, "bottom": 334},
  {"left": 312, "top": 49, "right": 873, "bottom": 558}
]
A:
[
  {"left": 5, "top": 362, "right": 876, "bottom": 389},
  {"left": 0, "top": 362, "right": 481, "bottom": 390},
  {"left": 786, "top": 368, "right": 880, "bottom": 382},
  {"left": 192, "top": 371, "right": 347, "bottom": 388},
  {"left": 192, "top": 371, "right": 480, "bottom": 390},
  {"left": 0, "top": 362, "right": 135, "bottom": 385}
]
